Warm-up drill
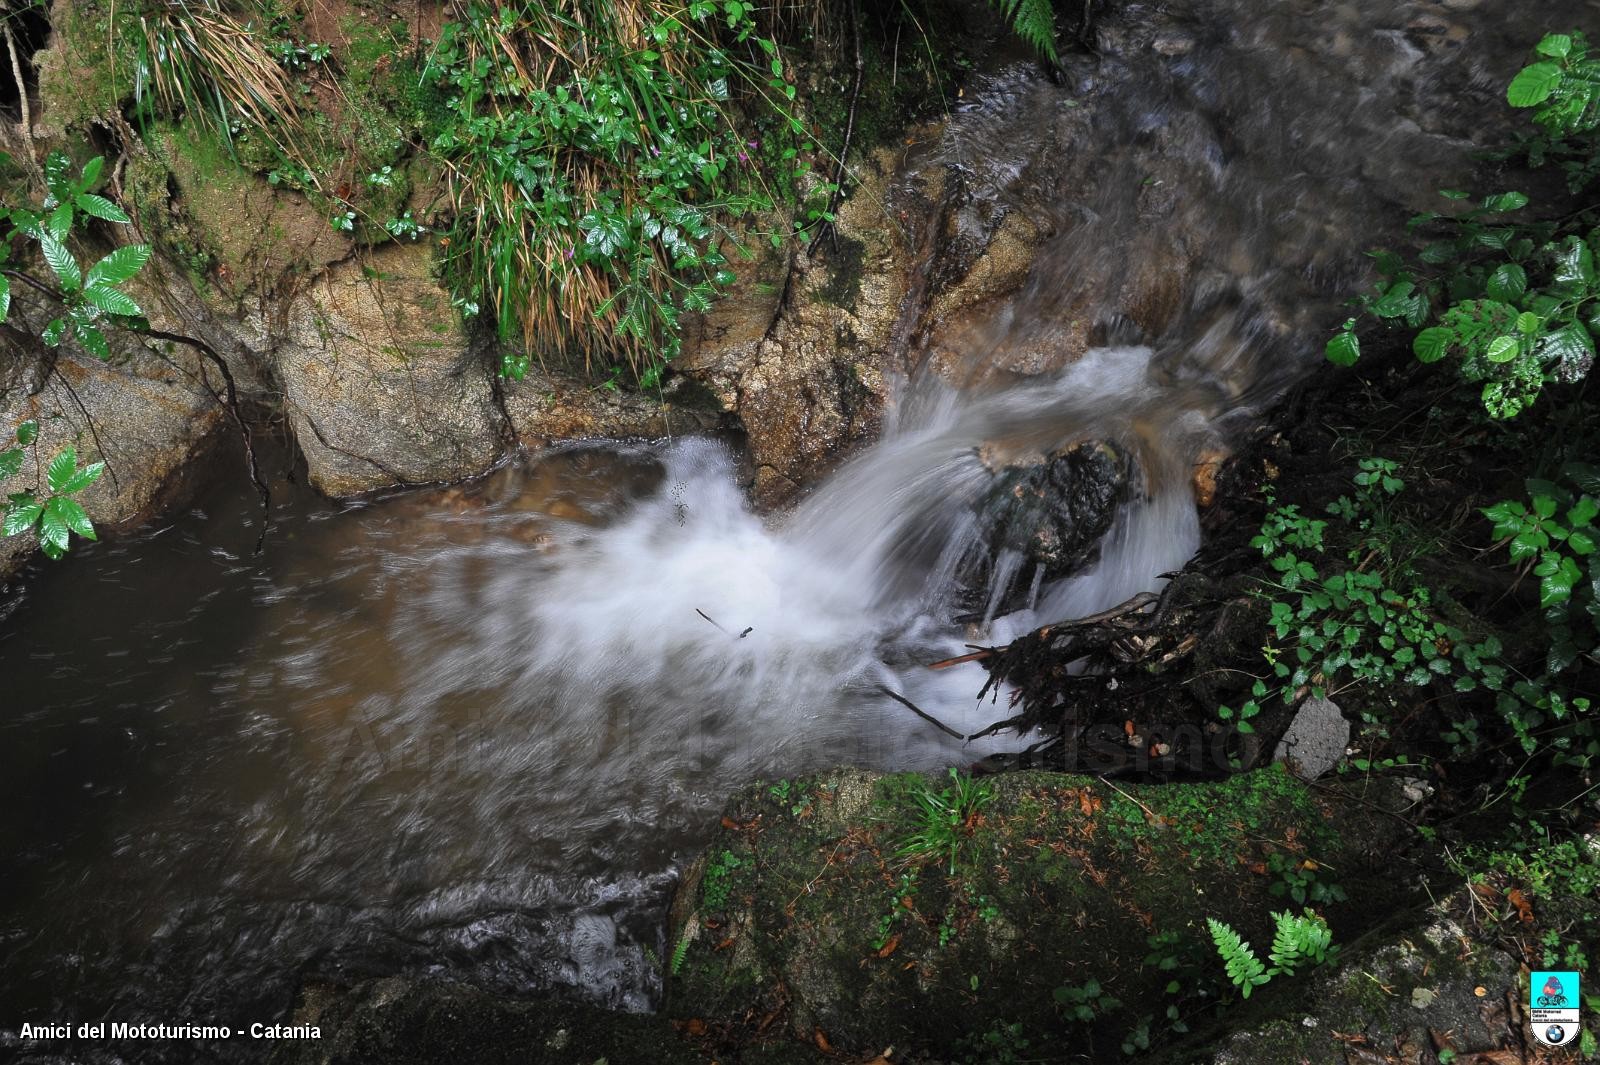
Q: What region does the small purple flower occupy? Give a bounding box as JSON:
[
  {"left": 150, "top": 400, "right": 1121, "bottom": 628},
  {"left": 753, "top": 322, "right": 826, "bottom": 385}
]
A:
[{"left": 565, "top": 246, "right": 575, "bottom": 260}]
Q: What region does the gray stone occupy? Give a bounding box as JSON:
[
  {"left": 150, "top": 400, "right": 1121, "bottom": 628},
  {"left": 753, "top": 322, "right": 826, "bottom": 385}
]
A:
[{"left": 1273, "top": 696, "right": 1350, "bottom": 779}]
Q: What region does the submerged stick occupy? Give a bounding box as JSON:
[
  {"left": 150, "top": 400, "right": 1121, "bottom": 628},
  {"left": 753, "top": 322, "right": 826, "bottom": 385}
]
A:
[{"left": 877, "top": 684, "right": 965, "bottom": 740}]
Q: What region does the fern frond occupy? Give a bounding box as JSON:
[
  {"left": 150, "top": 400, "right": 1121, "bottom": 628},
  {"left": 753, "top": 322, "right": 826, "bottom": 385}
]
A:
[
  {"left": 1208, "top": 918, "right": 1269, "bottom": 998},
  {"left": 1268, "top": 910, "right": 1333, "bottom": 974},
  {"left": 669, "top": 927, "right": 694, "bottom": 976},
  {"left": 988, "top": 0, "right": 1058, "bottom": 62}
]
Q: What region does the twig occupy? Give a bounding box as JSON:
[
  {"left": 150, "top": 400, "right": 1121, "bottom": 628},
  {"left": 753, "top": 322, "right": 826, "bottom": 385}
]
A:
[
  {"left": 876, "top": 684, "right": 964, "bottom": 740},
  {"left": 48, "top": 366, "right": 122, "bottom": 489},
  {"left": 695, "top": 607, "right": 730, "bottom": 635},
  {"left": 1097, "top": 775, "right": 1163, "bottom": 824},
  {"left": 141, "top": 327, "right": 272, "bottom": 550},
  {"left": 2, "top": 18, "right": 40, "bottom": 182}
]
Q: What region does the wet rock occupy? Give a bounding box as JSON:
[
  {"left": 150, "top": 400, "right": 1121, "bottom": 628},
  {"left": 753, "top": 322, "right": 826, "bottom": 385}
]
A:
[
  {"left": 500, "top": 370, "right": 723, "bottom": 453},
  {"left": 665, "top": 767, "right": 1419, "bottom": 1056},
  {"left": 273, "top": 243, "right": 501, "bottom": 496},
  {"left": 0, "top": 288, "right": 225, "bottom": 583},
  {"left": 1154, "top": 890, "right": 1549, "bottom": 1065},
  {"left": 677, "top": 150, "right": 905, "bottom": 507},
  {"left": 972, "top": 439, "right": 1130, "bottom": 583},
  {"left": 1272, "top": 696, "right": 1350, "bottom": 780}
]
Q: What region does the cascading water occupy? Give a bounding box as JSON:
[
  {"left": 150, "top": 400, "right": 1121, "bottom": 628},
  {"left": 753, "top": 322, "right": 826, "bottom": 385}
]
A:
[{"left": 1, "top": 0, "right": 1581, "bottom": 1055}]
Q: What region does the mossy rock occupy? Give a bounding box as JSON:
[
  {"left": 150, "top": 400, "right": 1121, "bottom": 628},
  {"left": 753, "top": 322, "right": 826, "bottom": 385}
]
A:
[{"left": 664, "top": 767, "right": 1422, "bottom": 1058}]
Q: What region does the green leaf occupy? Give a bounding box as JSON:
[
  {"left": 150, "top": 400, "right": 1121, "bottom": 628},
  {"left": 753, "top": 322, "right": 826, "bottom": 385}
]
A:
[
  {"left": 74, "top": 193, "right": 131, "bottom": 224},
  {"left": 1485, "top": 335, "right": 1519, "bottom": 363},
  {"left": 16, "top": 419, "right": 38, "bottom": 445},
  {"left": 1482, "top": 191, "right": 1528, "bottom": 213},
  {"left": 81, "top": 285, "right": 142, "bottom": 317},
  {"left": 84, "top": 244, "right": 152, "bottom": 287},
  {"left": 1413, "top": 326, "right": 1452, "bottom": 364},
  {"left": 1554, "top": 236, "right": 1595, "bottom": 286},
  {"left": 40, "top": 235, "right": 82, "bottom": 291},
  {"left": 1540, "top": 323, "right": 1595, "bottom": 382},
  {"left": 79, "top": 156, "right": 104, "bottom": 190},
  {"left": 3, "top": 498, "right": 43, "bottom": 537},
  {"left": 1536, "top": 33, "right": 1573, "bottom": 59},
  {"left": 1516, "top": 311, "right": 1542, "bottom": 335},
  {"left": 1486, "top": 263, "right": 1527, "bottom": 303},
  {"left": 0, "top": 447, "right": 20, "bottom": 481},
  {"left": 1539, "top": 554, "right": 1581, "bottom": 607},
  {"left": 41, "top": 318, "right": 67, "bottom": 347},
  {"left": 38, "top": 499, "right": 71, "bottom": 555},
  {"left": 59, "top": 461, "right": 104, "bottom": 494},
  {"left": 77, "top": 324, "right": 111, "bottom": 361},
  {"left": 45, "top": 496, "right": 95, "bottom": 540},
  {"left": 1326, "top": 330, "right": 1361, "bottom": 367},
  {"left": 47, "top": 201, "right": 73, "bottom": 240},
  {"left": 0, "top": 274, "right": 8, "bottom": 322},
  {"left": 1508, "top": 62, "right": 1563, "bottom": 107},
  {"left": 46, "top": 446, "right": 78, "bottom": 493}
]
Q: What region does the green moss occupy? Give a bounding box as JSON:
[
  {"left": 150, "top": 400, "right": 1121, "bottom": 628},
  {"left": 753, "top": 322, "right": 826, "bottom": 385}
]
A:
[
  {"left": 816, "top": 235, "right": 865, "bottom": 309},
  {"left": 666, "top": 768, "right": 1417, "bottom": 1058}
]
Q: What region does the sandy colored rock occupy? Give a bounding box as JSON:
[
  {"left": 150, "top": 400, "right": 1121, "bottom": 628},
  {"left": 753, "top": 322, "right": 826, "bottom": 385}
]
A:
[{"left": 274, "top": 243, "right": 500, "bottom": 496}]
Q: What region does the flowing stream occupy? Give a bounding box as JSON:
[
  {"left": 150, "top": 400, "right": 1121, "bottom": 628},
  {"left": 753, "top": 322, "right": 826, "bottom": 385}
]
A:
[{"left": 0, "top": 0, "right": 1577, "bottom": 1057}]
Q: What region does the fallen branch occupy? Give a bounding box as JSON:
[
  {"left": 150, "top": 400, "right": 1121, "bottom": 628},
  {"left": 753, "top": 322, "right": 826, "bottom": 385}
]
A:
[{"left": 876, "top": 684, "right": 964, "bottom": 740}]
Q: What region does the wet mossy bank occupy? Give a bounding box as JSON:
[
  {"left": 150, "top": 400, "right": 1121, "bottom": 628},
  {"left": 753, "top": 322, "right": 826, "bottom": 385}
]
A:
[
  {"left": 269, "top": 767, "right": 1597, "bottom": 1064},
  {"left": 660, "top": 767, "right": 1421, "bottom": 1058}
]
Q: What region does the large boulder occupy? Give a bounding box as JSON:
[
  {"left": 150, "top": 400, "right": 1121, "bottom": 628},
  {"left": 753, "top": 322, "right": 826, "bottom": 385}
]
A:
[{"left": 663, "top": 767, "right": 1421, "bottom": 1057}]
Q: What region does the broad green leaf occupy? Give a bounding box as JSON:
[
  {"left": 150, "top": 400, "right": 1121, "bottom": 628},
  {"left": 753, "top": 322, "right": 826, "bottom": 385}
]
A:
[
  {"left": 3, "top": 499, "right": 43, "bottom": 537},
  {"left": 1325, "top": 330, "right": 1361, "bottom": 367},
  {"left": 1553, "top": 235, "right": 1595, "bottom": 286},
  {"left": 47, "top": 201, "right": 73, "bottom": 240},
  {"left": 0, "top": 447, "right": 20, "bottom": 480},
  {"left": 1413, "top": 326, "right": 1452, "bottom": 363},
  {"left": 84, "top": 244, "right": 152, "bottom": 287},
  {"left": 1485, "top": 335, "right": 1519, "bottom": 363},
  {"left": 46, "top": 446, "right": 78, "bottom": 493},
  {"left": 41, "top": 318, "right": 67, "bottom": 347},
  {"left": 78, "top": 324, "right": 111, "bottom": 361},
  {"left": 16, "top": 419, "right": 37, "bottom": 445},
  {"left": 1486, "top": 263, "right": 1527, "bottom": 302},
  {"left": 60, "top": 461, "right": 104, "bottom": 494},
  {"left": 0, "top": 274, "right": 8, "bottom": 322},
  {"left": 46, "top": 496, "right": 95, "bottom": 540},
  {"left": 1536, "top": 33, "right": 1573, "bottom": 59},
  {"left": 39, "top": 235, "right": 82, "bottom": 291},
  {"left": 74, "top": 193, "right": 130, "bottom": 224},
  {"left": 1508, "top": 62, "right": 1562, "bottom": 107},
  {"left": 82, "top": 285, "right": 141, "bottom": 317},
  {"left": 1516, "top": 311, "right": 1542, "bottom": 335},
  {"left": 1538, "top": 554, "right": 1581, "bottom": 607},
  {"left": 1540, "top": 323, "right": 1595, "bottom": 382},
  {"left": 1482, "top": 191, "right": 1528, "bottom": 213},
  {"left": 38, "top": 500, "right": 71, "bottom": 555},
  {"left": 79, "top": 156, "right": 104, "bottom": 190}
]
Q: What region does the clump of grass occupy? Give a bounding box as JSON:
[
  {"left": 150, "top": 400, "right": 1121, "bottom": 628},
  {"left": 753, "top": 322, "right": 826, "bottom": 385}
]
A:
[
  {"left": 129, "top": 0, "right": 318, "bottom": 182},
  {"left": 897, "top": 768, "right": 995, "bottom": 875},
  {"left": 420, "top": 0, "right": 822, "bottom": 382}
]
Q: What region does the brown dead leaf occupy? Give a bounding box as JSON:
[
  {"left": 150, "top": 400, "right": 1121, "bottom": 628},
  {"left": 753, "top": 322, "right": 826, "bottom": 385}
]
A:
[
  {"left": 877, "top": 934, "right": 900, "bottom": 958},
  {"left": 814, "top": 1028, "right": 833, "bottom": 1053},
  {"left": 720, "top": 816, "right": 741, "bottom": 831},
  {"left": 685, "top": 1018, "right": 707, "bottom": 1036},
  {"left": 713, "top": 937, "right": 735, "bottom": 951},
  {"left": 1506, "top": 887, "right": 1534, "bottom": 923}
]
